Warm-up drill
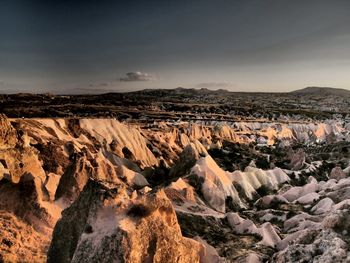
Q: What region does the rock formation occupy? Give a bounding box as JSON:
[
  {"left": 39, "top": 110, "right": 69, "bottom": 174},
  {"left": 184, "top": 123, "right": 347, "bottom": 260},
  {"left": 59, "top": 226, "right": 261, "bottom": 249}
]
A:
[
  {"left": 48, "top": 179, "right": 206, "bottom": 263},
  {"left": 1, "top": 112, "right": 350, "bottom": 262}
]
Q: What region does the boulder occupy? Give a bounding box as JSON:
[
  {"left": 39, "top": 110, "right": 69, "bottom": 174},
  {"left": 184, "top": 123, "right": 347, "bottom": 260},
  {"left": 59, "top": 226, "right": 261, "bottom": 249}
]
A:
[{"left": 329, "top": 166, "right": 347, "bottom": 181}]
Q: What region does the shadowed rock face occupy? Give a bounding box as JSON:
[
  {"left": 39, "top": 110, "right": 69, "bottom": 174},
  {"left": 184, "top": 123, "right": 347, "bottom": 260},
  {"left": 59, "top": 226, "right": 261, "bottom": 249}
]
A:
[
  {"left": 48, "top": 179, "right": 205, "bottom": 263},
  {"left": 169, "top": 142, "right": 207, "bottom": 179},
  {"left": 47, "top": 179, "right": 111, "bottom": 263}
]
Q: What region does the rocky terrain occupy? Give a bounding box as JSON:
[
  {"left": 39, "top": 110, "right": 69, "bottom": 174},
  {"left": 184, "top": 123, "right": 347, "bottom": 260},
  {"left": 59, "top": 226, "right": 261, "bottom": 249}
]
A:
[
  {"left": 1, "top": 86, "right": 350, "bottom": 120},
  {"left": 1, "top": 87, "right": 350, "bottom": 262}
]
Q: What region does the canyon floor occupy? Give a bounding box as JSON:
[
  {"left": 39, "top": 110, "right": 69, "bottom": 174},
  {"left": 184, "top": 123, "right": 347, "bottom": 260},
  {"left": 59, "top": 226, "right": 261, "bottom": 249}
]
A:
[{"left": 1, "top": 87, "right": 350, "bottom": 262}]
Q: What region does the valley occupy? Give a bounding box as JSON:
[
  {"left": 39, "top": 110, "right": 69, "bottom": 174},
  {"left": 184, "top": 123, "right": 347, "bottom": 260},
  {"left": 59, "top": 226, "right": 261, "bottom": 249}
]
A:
[{"left": 1, "top": 87, "right": 350, "bottom": 262}]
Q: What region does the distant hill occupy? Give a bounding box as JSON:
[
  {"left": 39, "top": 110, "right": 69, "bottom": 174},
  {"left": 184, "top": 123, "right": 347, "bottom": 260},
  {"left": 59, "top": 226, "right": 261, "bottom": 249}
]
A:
[
  {"left": 129, "top": 87, "right": 230, "bottom": 96},
  {"left": 291, "top": 87, "right": 350, "bottom": 96}
]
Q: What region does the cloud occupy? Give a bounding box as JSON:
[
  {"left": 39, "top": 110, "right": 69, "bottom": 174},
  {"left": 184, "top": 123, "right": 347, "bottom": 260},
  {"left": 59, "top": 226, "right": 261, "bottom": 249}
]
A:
[
  {"left": 120, "top": 71, "right": 157, "bottom": 82},
  {"left": 195, "top": 82, "right": 234, "bottom": 89}
]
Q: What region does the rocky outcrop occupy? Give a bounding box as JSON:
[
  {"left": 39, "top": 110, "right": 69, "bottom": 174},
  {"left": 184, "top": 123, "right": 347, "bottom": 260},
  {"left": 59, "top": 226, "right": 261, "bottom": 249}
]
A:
[
  {"left": 188, "top": 152, "right": 289, "bottom": 212},
  {"left": 0, "top": 116, "right": 54, "bottom": 262},
  {"left": 191, "top": 155, "right": 243, "bottom": 212},
  {"left": 169, "top": 142, "right": 207, "bottom": 178},
  {"left": 0, "top": 114, "right": 17, "bottom": 149},
  {"left": 0, "top": 117, "right": 162, "bottom": 262},
  {"left": 48, "top": 179, "right": 207, "bottom": 263},
  {"left": 0, "top": 116, "right": 59, "bottom": 226},
  {"left": 79, "top": 119, "right": 159, "bottom": 168}
]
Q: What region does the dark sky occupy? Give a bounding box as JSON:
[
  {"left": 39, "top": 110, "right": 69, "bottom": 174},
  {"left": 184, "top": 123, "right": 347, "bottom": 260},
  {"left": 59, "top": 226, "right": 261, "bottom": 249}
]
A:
[{"left": 1, "top": 0, "right": 350, "bottom": 93}]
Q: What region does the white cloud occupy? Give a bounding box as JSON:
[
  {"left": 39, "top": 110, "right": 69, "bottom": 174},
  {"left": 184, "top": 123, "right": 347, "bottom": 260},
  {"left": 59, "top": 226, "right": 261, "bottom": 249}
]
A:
[{"left": 120, "top": 71, "right": 157, "bottom": 82}]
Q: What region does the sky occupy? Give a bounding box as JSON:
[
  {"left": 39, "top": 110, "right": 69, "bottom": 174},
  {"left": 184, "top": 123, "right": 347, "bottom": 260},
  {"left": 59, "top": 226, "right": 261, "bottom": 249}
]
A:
[{"left": 1, "top": 0, "right": 350, "bottom": 94}]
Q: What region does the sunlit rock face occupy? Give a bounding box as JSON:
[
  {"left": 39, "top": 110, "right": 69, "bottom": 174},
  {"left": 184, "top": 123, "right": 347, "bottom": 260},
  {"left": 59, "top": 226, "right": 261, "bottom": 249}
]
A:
[
  {"left": 78, "top": 119, "right": 159, "bottom": 168},
  {"left": 0, "top": 114, "right": 17, "bottom": 149},
  {"left": 0, "top": 211, "right": 50, "bottom": 263},
  {"left": 188, "top": 151, "right": 289, "bottom": 212},
  {"left": 0, "top": 115, "right": 53, "bottom": 262}
]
